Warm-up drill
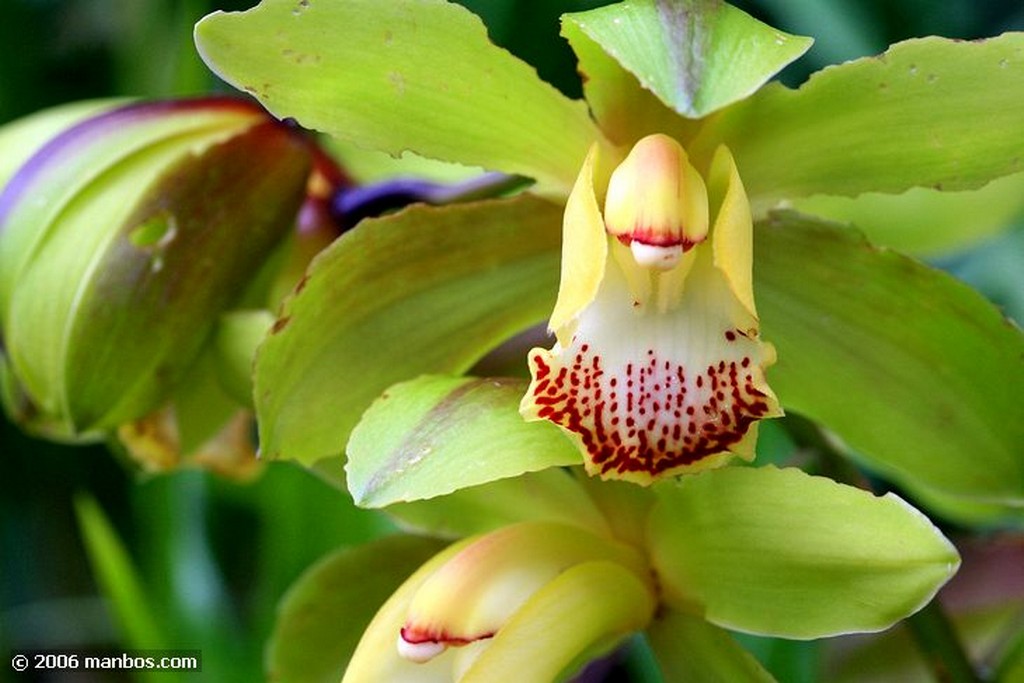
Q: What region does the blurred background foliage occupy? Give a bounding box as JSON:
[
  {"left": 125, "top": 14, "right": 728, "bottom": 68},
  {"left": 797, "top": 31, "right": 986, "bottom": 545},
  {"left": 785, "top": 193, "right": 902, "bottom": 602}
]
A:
[{"left": 1, "top": 1, "right": 1022, "bottom": 682}]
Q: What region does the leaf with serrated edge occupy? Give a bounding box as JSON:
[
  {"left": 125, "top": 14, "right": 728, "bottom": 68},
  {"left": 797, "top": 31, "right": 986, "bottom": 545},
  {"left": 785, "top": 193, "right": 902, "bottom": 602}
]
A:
[
  {"left": 195, "top": 0, "right": 602, "bottom": 192},
  {"left": 692, "top": 33, "right": 1024, "bottom": 207}
]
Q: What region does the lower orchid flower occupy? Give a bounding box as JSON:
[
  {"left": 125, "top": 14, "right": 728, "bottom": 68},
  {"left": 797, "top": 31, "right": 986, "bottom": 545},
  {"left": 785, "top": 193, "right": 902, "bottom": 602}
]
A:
[{"left": 281, "top": 466, "right": 960, "bottom": 682}]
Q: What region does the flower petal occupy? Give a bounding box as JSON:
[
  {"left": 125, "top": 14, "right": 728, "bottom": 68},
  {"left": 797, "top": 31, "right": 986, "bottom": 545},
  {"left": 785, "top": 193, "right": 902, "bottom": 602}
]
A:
[
  {"left": 268, "top": 535, "right": 445, "bottom": 683},
  {"left": 693, "top": 33, "right": 1024, "bottom": 206},
  {"left": 547, "top": 143, "right": 607, "bottom": 347},
  {"left": 195, "top": 0, "right": 604, "bottom": 192},
  {"left": 562, "top": 0, "right": 812, "bottom": 119},
  {"left": 255, "top": 196, "right": 562, "bottom": 466},
  {"left": 399, "top": 521, "right": 648, "bottom": 654},
  {"left": 649, "top": 466, "right": 961, "bottom": 639},
  {"left": 459, "top": 561, "right": 656, "bottom": 682},
  {"left": 346, "top": 376, "right": 580, "bottom": 508}
]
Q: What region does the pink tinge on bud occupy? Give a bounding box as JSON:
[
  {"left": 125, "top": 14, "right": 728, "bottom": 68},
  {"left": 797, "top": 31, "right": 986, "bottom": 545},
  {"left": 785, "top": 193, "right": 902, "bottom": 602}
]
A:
[{"left": 602, "top": 134, "right": 709, "bottom": 270}]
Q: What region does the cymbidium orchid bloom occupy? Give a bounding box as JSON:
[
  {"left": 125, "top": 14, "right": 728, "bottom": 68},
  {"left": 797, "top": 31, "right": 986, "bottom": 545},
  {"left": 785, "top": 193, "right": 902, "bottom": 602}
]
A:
[
  {"left": 195, "top": 0, "right": 1024, "bottom": 519},
  {"left": 193, "top": 1, "right": 1024, "bottom": 676},
  {"left": 522, "top": 135, "right": 781, "bottom": 483}
]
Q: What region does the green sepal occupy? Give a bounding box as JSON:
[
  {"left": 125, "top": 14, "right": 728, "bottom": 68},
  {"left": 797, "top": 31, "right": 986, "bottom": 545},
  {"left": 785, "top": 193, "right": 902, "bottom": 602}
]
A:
[
  {"left": 563, "top": 0, "right": 811, "bottom": 120},
  {"left": 347, "top": 375, "right": 580, "bottom": 508},
  {"left": 385, "top": 469, "right": 611, "bottom": 540},
  {"left": 793, "top": 171, "right": 1024, "bottom": 256},
  {"left": 253, "top": 196, "right": 562, "bottom": 466},
  {"left": 195, "top": 0, "right": 603, "bottom": 192},
  {"left": 649, "top": 466, "right": 960, "bottom": 638},
  {"left": 755, "top": 211, "right": 1024, "bottom": 504},
  {"left": 693, "top": 33, "right": 1024, "bottom": 207}
]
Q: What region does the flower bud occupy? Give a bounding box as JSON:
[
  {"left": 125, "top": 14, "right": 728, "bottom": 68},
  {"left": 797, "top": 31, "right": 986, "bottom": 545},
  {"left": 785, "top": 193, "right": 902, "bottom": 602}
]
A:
[{"left": 0, "top": 98, "right": 312, "bottom": 437}]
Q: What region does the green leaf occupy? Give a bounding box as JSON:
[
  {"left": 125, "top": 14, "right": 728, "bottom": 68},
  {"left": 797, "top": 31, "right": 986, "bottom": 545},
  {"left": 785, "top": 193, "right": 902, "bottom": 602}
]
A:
[
  {"left": 386, "top": 469, "right": 611, "bottom": 539},
  {"left": 649, "top": 466, "right": 960, "bottom": 638},
  {"left": 693, "top": 33, "right": 1024, "bottom": 206},
  {"left": 647, "top": 610, "right": 777, "bottom": 682},
  {"left": 266, "top": 534, "right": 445, "bottom": 683},
  {"left": 563, "top": 0, "right": 811, "bottom": 120},
  {"left": 347, "top": 375, "right": 579, "bottom": 507},
  {"left": 254, "top": 195, "right": 562, "bottom": 466},
  {"left": 195, "top": 0, "right": 602, "bottom": 192},
  {"left": 74, "top": 495, "right": 176, "bottom": 683},
  {"left": 755, "top": 212, "right": 1024, "bottom": 504},
  {"left": 793, "top": 171, "right": 1024, "bottom": 256}
]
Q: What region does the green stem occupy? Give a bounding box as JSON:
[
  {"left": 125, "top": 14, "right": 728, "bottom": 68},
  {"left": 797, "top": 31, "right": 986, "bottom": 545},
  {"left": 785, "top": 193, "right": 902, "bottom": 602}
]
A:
[
  {"left": 904, "top": 600, "right": 985, "bottom": 683},
  {"left": 779, "top": 414, "right": 985, "bottom": 683}
]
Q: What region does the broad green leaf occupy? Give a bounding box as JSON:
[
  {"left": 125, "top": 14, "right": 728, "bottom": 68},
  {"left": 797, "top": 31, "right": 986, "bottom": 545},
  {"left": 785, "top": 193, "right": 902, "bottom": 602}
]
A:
[
  {"left": 754, "top": 212, "right": 1024, "bottom": 504},
  {"left": 195, "top": 0, "right": 602, "bottom": 192},
  {"left": 386, "top": 469, "right": 611, "bottom": 539},
  {"left": 266, "top": 534, "right": 445, "bottom": 683},
  {"left": 647, "top": 610, "right": 776, "bottom": 682},
  {"left": 794, "top": 171, "right": 1024, "bottom": 256},
  {"left": 347, "top": 375, "right": 580, "bottom": 507},
  {"left": 649, "top": 466, "right": 960, "bottom": 638},
  {"left": 563, "top": 0, "right": 811, "bottom": 119},
  {"left": 254, "top": 196, "right": 562, "bottom": 466},
  {"left": 693, "top": 33, "right": 1024, "bottom": 206}
]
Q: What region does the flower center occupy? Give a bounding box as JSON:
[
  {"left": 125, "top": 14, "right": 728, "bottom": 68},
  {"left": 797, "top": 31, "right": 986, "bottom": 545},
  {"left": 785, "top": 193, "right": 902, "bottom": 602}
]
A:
[{"left": 522, "top": 136, "right": 781, "bottom": 484}]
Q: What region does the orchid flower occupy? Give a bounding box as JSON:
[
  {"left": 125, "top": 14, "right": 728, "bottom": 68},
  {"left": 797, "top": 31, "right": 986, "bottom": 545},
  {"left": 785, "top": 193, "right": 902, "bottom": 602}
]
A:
[
  {"left": 192, "top": 2, "right": 1024, "bottom": 678},
  {"left": 195, "top": 0, "right": 1024, "bottom": 515}
]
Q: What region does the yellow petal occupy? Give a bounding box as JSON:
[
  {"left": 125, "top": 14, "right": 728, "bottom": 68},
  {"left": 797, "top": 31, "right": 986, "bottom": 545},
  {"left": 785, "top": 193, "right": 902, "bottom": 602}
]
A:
[
  {"left": 460, "top": 561, "right": 656, "bottom": 682},
  {"left": 709, "top": 145, "right": 757, "bottom": 318},
  {"left": 548, "top": 143, "right": 607, "bottom": 347},
  {"left": 399, "top": 521, "right": 648, "bottom": 655},
  {"left": 343, "top": 540, "right": 470, "bottom": 683}
]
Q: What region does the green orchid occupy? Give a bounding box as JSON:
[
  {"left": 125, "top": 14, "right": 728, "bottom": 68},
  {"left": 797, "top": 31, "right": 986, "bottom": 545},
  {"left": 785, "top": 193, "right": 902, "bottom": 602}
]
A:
[
  {"left": 191, "top": 0, "right": 1024, "bottom": 678},
  {"left": 195, "top": 0, "right": 1024, "bottom": 513}
]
